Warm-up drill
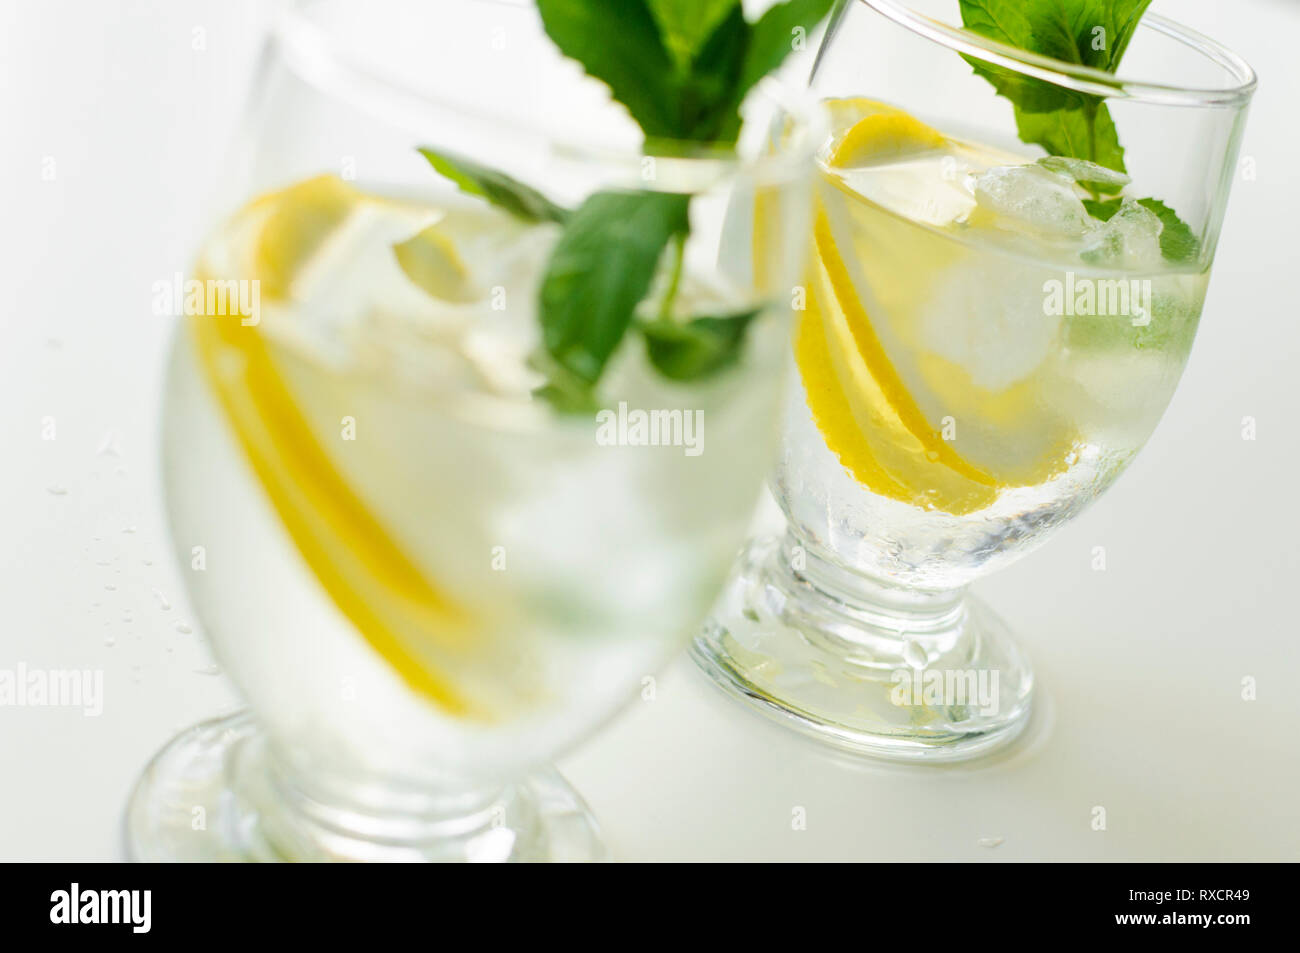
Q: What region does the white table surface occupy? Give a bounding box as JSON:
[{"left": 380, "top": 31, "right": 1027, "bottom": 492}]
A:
[{"left": 1, "top": 0, "right": 1296, "bottom": 862}]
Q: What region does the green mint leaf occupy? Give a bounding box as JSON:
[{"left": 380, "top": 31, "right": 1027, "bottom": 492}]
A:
[
  {"left": 673, "top": 3, "right": 750, "bottom": 143},
  {"left": 1133, "top": 198, "right": 1198, "bottom": 263},
  {"left": 639, "top": 308, "right": 761, "bottom": 381},
  {"left": 671, "top": 0, "right": 837, "bottom": 145},
  {"left": 542, "top": 0, "right": 835, "bottom": 146},
  {"left": 646, "top": 0, "right": 740, "bottom": 68},
  {"left": 539, "top": 190, "right": 690, "bottom": 387},
  {"left": 1069, "top": 0, "right": 1153, "bottom": 71},
  {"left": 958, "top": 1, "right": 1154, "bottom": 173},
  {"left": 1082, "top": 196, "right": 1200, "bottom": 263},
  {"left": 527, "top": 351, "right": 603, "bottom": 413},
  {"left": 417, "top": 148, "right": 569, "bottom": 224},
  {"left": 1014, "top": 100, "right": 1125, "bottom": 173},
  {"left": 536, "top": 0, "right": 682, "bottom": 139}
]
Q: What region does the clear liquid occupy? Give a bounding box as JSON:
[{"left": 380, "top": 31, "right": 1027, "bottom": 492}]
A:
[
  {"left": 163, "top": 179, "right": 786, "bottom": 784},
  {"left": 779, "top": 109, "right": 1210, "bottom": 589}
]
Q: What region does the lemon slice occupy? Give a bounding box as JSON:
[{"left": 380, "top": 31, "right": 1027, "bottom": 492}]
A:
[
  {"left": 800, "top": 205, "right": 999, "bottom": 516},
  {"left": 829, "top": 111, "right": 946, "bottom": 168},
  {"left": 191, "top": 178, "right": 486, "bottom": 717},
  {"left": 788, "top": 102, "right": 1079, "bottom": 515},
  {"left": 393, "top": 224, "right": 480, "bottom": 303},
  {"left": 252, "top": 175, "right": 359, "bottom": 299}
]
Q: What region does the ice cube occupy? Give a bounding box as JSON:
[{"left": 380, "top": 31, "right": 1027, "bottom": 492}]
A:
[
  {"left": 972, "top": 164, "right": 1092, "bottom": 239},
  {"left": 1036, "top": 156, "right": 1131, "bottom": 193},
  {"left": 1080, "top": 199, "right": 1164, "bottom": 270}
]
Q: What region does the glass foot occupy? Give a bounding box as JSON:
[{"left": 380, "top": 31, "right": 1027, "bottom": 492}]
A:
[
  {"left": 124, "top": 711, "right": 606, "bottom": 862},
  {"left": 693, "top": 535, "right": 1033, "bottom": 763}
]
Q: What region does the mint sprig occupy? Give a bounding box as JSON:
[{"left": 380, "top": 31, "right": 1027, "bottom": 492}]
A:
[
  {"left": 539, "top": 190, "right": 690, "bottom": 386},
  {"left": 958, "top": 0, "right": 1199, "bottom": 264},
  {"left": 412, "top": 0, "right": 835, "bottom": 410}
]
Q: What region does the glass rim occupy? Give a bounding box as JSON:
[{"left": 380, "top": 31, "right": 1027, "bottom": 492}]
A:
[
  {"left": 857, "top": 0, "right": 1256, "bottom": 108},
  {"left": 272, "top": 2, "right": 828, "bottom": 191}
]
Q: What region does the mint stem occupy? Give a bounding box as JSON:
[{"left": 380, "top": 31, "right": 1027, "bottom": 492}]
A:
[{"left": 659, "top": 231, "right": 687, "bottom": 321}]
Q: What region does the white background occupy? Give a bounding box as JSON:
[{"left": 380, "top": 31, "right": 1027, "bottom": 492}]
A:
[{"left": 0, "top": 0, "right": 1296, "bottom": 861}]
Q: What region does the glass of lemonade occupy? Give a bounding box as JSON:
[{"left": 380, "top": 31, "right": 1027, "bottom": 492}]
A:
[
  {"left": 125, "top": 0, "right": 820, "bottom": 860},
  {"left": 695, "top": 0, "right": 1255, "bottom": 760}
]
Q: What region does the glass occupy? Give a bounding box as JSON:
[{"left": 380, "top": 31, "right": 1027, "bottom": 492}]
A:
[
  {"left": 695, "top": 0, "right": 1255, "bottom": 761},
  {"left": 125, "top": 0, "right": 821, "bottom": 860}
]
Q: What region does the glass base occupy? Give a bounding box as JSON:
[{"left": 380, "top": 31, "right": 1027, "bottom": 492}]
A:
[
  {"left": 693, "top": 535, "right": 1033, "bottom": 763},
  {"left": 124, "top": 712, "right": 606, "bottom": 862}
]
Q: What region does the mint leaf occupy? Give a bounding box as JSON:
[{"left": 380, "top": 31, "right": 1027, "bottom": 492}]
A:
[
  {"left": 672, "top": 3, "right": 749, "bottom": 143},
  {"left": 958, "top": 0, "right": 1152, "bottom": 173},
  {"left": 646, "top": 0, "right": 740, "bottom": 68},
  {"left": 1015, "top": 99, "right": 1125, "bottom": 173},
  {"left": 539, "top": 190, "right": 690, "bottom": 387},
  {"left": 640, "top": 309, "right": 761, "bottom": 381},
  {"left": 1135, "top": 198, "right": 1198, "bottom": 263},
  {"left": 417, "top": 148, "right": 569, "bottom": 224},
  {"left": 542, "top": 0, "right": 834, "bottom": 146},
  {"left": 536, "top": 0, "right": 682, "bottom": 139},
  {"left": 1068, "top": 0, "right": 1153, "bottom": 71}
]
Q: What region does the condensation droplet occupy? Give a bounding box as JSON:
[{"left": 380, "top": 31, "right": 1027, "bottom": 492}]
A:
[
  {"left": 123, "top": 526, "right": 137, "bottom": 535},
  {"left": 103, "top": 635, "right": 116, "bottom": 647},
  {"left": 194, "top": 663, "right": 221, "bottom": 676},
  {"left": 152, "top": 588, "right": 171, "bottom": 611},
  {"left": 977, "top": 836, "right": 1004, "bottom": 849},
  {"left": 174, "top": 622, "right": 193, "bottom": 634},
  {"left": 104, "top": 584, "right": 117, "bottom": 591},
  {"left": 47, "top": 485, "right": 68, "bottom": 496}
]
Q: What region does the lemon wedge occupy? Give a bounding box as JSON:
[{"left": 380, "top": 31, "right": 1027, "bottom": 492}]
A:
[
  {"left": 393, "top": 224, "right": 480, "bottom": 303},
  {"left": 252, "top": 175, "right": 359, "bottom": 299}
]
